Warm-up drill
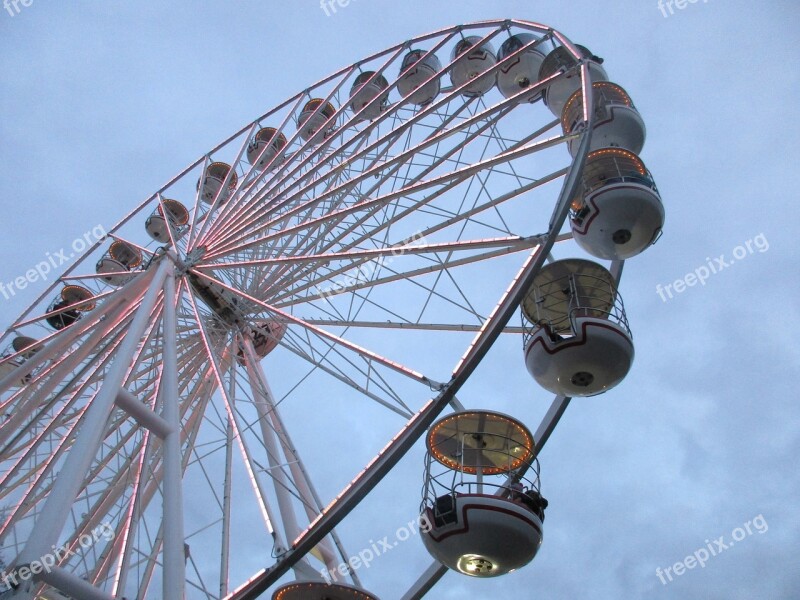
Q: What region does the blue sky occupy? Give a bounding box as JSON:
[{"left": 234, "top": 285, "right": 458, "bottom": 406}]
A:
[{"left": 1, "top": 1, "right": 798, "bottom": 599}]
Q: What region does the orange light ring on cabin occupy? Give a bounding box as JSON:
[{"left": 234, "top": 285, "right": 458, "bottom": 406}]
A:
[
  {"left": 561, "top": 81, "right": 634, "bottom": 132},
  {"left": 60, "top": 285, "right": 96, "bottom": 312},
  {"left": 520, "top": 259, "right": 619, "bottom": 331},
  {"left": 302, "top": 98, "right": 336, "bottom": 119},
  {"left": 157, "top": 199, "right": 190, "bottom": 226},
  {"left": 594, "top": 81, "right": 633, "bottom": 107},
  {"left": 206, "top": 162, "right": 239, "bottom": 188},
  {"left": 577, "top": 147, "right": 652, "bottom": 198},
  {"left": 540, "top": 271, "right": 617, "bottom": 312},
  {"left": 586, "top": 147, "right": 645, "bottom": 170},
  {"left": 578, "top": 147, "right": 653, "bottom": 198},
  {"left": 254, "top": 127, "right": 288, "bottom": 149},
  {"left": 272, "top": 582, "right": 379, "bottom": 600},
  {"left": 427, "top": 411, "right": 535, "bottom": 475},
  {"left": 109, "top": 240, "right": 143, "bottom": 269}
]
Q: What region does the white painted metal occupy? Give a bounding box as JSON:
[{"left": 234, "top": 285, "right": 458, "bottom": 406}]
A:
[
  {"left": 161, "top": 266, "right": 186, "bottom": 599},
  {"left": 114, "top": 388, "right": 172, "bottom": 439},
  {"left": 13, "top": 258, "right": 169, "bottom": 599},
  {"left": 38, "top": 567, "right": 114, "bottom": 600}
]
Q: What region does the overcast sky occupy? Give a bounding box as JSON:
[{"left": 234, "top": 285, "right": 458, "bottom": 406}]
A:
[{"left": 1, "top": 1, "right": 798, "bottom": 599}]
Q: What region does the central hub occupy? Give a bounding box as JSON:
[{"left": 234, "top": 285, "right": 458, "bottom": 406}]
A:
[
  {"left": 188, "top": 273, "right": 252, "bottom": 327},
  {"left": 187, "top": 273, "right": 287, "bottom": 363}
]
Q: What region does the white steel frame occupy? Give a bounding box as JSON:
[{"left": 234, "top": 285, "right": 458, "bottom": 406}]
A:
[{"left": 0, "top": 19, "right": 620, "bottom": 600}]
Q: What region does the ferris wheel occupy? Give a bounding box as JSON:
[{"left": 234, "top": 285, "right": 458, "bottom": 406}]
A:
[{"left": 0, "top": 18, "right": 664, "bottom": 600}]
